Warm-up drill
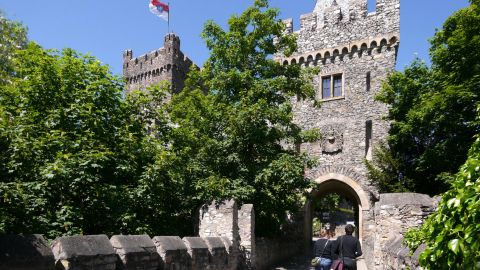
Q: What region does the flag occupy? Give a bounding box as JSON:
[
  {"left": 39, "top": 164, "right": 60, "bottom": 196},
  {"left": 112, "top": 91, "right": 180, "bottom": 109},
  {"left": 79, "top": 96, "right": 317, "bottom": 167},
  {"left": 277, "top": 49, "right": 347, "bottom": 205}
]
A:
[{"left": 149, "top": 0, "right": 169, "bottom": 21}]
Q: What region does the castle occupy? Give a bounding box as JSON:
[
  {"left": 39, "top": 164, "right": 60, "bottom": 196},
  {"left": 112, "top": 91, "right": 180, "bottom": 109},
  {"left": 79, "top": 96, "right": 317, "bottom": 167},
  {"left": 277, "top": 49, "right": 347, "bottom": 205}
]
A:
[
  {"left": 0, "top": 2, "right": 439, "bottom": 270},
  {"left": 121, "top": 1, "right": 424, "bottom": 269}
]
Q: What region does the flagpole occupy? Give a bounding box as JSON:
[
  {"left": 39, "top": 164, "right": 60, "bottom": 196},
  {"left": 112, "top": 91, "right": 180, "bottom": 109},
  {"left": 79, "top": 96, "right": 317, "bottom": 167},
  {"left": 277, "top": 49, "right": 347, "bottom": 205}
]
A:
[{"left": 168, "top": 1, "right": 170, "bottom": 33}]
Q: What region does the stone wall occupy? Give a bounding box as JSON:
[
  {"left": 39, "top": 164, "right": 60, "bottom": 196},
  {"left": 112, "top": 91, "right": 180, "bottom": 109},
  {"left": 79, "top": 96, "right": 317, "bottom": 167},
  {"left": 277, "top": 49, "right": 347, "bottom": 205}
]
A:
[
  {"left": 0, "top": 234, "right": 54, "bottom": 270},
  {"left": 374, "top": 193, "right": 437, "bottom": 269},
  {"left": 198, "top": 200, "right": 304, "bottom": 270},
  {"left": 123, "top": 33, "right": 193, "bottom": 95},
  {"left": 1, "top": 234, "right": 233, "bottom": 270},
  {"left": 382, "top": 236, "right": 426, "bottom": 270}
]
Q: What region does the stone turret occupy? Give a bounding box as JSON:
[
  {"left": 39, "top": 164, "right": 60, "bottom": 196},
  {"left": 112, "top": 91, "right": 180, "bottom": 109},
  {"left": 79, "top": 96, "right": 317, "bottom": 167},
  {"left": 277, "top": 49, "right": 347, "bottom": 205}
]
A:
[{"left": 123, "top": 33, "right": 193, "bottom": 96}]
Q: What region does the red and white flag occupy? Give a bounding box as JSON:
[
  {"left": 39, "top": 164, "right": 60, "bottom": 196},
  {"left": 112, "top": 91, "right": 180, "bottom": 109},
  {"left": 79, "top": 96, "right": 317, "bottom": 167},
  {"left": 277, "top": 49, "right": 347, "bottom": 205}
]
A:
[{"left": 149, "top": 0, "right": 169, "bottom": 21}]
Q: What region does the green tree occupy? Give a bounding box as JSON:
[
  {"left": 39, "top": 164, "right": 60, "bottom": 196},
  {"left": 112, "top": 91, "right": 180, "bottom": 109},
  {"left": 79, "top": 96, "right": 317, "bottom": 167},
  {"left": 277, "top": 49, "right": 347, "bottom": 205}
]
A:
[
  {"left": 405, "top": 109, "right": 480, "bottom": 269},
  {"left": 162, "top": 0, "right": 317, "bottom": 236},
  {"left": 0, "top": 42, "right": 170, "bottom": 238},
  {"left": 367, "top": 0, "right": 480, "bottom": 195},
  {"left": 0, "top": 12, "right": 28, "bottom": 84}
]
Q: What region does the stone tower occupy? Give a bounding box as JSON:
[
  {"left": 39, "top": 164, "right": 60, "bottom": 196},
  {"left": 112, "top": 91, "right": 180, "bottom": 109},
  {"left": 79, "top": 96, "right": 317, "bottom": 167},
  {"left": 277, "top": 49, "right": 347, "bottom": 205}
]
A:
[
  {"left": 277, "top": 0, "right": 400, "bottom": 268},
  {"left": 123, "top": 33, "right": 193, "bottom": 95}
]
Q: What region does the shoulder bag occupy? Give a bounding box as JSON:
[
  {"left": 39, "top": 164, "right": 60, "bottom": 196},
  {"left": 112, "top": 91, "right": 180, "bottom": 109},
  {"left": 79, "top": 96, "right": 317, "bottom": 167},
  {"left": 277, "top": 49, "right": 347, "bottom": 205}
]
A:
[
  {"left": 311, "top": 239, "right": 329, "bottom": 267},
  {"left": 331, "top": 236, "right": 344, "bottom": 270}
]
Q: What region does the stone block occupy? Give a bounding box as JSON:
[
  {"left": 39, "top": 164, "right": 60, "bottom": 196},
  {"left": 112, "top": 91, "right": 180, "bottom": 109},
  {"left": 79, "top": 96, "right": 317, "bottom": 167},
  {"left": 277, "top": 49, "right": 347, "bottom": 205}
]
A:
[
  {"left": 220, "top": 237, "right": 238, "bottom": 270},
  {"left": 379, "top": 193, "right": 436, "bottom": 207},
  {"left": 183, "top": 237, "right": 209, "bottom": 270},
  {"left": 0, "top": 234, "right": 54, "bottom": 270},
  {"left": 153, "top": 236, "right": 191, "bottom": 270},
  {"left": 51, "top": 235, "right": 116, "bottom": 270},
  {"left": 110, "top": 235, "right": 159, "bottom": 270},
  {"left": 203, "top": 237, "right": 228, "bottom": 270}
]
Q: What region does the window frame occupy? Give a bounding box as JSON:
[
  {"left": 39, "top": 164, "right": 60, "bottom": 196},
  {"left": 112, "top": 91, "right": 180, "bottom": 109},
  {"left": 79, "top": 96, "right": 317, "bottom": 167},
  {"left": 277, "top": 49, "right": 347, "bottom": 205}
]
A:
[{"left": 320, "top": 73, "right": 344, "bottom": 100}]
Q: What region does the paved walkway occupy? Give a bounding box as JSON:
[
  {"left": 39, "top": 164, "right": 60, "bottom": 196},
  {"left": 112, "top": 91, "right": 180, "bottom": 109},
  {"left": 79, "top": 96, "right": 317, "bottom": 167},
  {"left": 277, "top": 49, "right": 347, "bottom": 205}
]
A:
[
  {"left": 270, "top": 255, "right": 313, "bottom": 270},
  {"left": 270, "top": 255, "right": 368, "bottom": 270}
]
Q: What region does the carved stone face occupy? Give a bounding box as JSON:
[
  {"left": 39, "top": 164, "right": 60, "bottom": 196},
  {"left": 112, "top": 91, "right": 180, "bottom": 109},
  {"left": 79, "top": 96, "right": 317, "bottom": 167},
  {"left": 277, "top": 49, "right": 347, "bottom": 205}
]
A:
[{"left": 321, "top": 126, "right": 344, "bottom": 154}]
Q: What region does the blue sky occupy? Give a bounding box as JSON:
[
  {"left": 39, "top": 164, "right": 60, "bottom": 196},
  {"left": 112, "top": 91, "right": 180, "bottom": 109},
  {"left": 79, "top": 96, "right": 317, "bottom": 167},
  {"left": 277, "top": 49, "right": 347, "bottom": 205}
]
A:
[{"left": 1, "top": 0, "right": 470, "bottom": 76}]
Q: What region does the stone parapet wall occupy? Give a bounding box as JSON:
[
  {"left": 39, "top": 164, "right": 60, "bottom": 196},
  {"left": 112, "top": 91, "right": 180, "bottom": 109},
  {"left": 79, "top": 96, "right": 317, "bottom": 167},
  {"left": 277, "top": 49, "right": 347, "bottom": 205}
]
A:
[
  {"left": 0, "top": 234, "right": 234, "bottom": 270},
  {"left": 153, "top": 236, "right": 191, "bottom": 270},
  {"left": 0, "top": 234, "right": 54, "bottom": 270},
  {"left": 110, "top": 235, "right": 159, "bottom": 270},
  {"left": 254, "top": 237, "right": 304, "bottom": 270},
  {"left": 199, "top": 200, "right": 238, "bottom": 242},
  {"left": 374, "top": 193, "right": 437, "bottom": 269},
  {"left": 382, "top": 236, "right": 426, "bottom": 270}
]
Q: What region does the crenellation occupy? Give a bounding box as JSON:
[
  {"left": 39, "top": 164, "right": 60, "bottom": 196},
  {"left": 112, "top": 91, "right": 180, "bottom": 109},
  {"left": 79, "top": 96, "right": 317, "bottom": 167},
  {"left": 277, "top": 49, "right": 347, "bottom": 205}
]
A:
[
  {"left": 123, "top": 33, "right": 193, "bottom": 96},
  {"left": 283, "top": 0, "right": 400, "bottom": 56}
]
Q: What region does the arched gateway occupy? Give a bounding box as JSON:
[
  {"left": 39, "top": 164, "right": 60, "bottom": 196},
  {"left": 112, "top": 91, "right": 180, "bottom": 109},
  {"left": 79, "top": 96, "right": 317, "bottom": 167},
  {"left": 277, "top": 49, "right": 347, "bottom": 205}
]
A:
[{"left": 303, "top": 171, "right": 375, "bottom": 268}]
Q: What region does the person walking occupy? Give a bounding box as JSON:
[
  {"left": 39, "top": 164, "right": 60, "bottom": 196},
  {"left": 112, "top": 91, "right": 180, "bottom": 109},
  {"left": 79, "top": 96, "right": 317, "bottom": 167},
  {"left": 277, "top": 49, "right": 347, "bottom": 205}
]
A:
[
  {"left": 333, "top": 224, "right": 362, "bottom": 270},
  {"left": 312, "top": 229, "right": 335, "bottom": 270}
]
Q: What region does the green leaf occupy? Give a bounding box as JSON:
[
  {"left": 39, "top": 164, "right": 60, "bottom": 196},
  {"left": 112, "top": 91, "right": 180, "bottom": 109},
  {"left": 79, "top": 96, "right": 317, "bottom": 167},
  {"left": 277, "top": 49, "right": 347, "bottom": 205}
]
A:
[{"left": 448, "top": 239, "right": 460, "bottom": 254}]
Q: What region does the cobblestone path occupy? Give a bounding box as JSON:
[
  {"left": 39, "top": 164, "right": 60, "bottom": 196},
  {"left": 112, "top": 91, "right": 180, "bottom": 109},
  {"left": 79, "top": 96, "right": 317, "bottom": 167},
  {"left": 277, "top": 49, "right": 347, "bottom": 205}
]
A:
[
  {"left": 269, "top": 255, "right": 313, "bottom": 270},
  {"left": 269, "top": 254, "right": 368, "bottom": 270}
]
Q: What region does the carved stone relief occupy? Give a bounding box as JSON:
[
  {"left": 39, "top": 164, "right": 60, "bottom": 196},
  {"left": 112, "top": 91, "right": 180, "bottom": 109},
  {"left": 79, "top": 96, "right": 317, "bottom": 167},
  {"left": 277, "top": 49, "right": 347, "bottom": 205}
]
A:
[{"left": 321, "top": 125, "right": 344, "bottom": 154}]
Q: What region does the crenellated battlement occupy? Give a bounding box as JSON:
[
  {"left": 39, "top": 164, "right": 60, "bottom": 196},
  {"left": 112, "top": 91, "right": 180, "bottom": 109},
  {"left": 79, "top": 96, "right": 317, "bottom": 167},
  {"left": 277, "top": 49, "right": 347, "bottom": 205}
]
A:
[
  {"left": 281, "top": 0, "right": 400, "bottom": 59},
  {"left": 123, "top": 33, "right": 194, "bottom": 95}
]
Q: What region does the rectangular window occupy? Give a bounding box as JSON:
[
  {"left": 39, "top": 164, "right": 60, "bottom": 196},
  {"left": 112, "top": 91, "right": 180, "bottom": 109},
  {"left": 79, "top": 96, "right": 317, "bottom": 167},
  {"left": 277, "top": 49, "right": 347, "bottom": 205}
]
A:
[
  {"left": 322, "top": 77, "right": 331, "bottom": 99},
  {"left": 321, "top": 74, "right": 343, "bottom": 99},
  {"left": 333, "top": 75, "right": 342, "bottom": 97},
  {"left": 366, "top": 72, "right": 371, "bottom": 91}
]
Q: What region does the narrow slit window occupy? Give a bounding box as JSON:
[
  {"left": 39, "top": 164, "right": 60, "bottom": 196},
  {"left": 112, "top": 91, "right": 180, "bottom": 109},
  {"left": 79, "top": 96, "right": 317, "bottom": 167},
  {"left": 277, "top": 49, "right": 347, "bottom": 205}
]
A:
[
  {"left": 366, "top": 120, "right": 373, "bottom": 160},
  {"left": 366, "top": 71, "right": 371, "bottom": 91},
  {"left": 368, "top": 0, "right": 376, "bottom": 13}
]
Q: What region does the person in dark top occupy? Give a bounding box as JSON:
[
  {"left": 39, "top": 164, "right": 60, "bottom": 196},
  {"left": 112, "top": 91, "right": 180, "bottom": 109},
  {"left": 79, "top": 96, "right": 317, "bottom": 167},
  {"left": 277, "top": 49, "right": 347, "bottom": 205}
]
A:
[
  {"left": 333, "top": 224, "right": 362, "bottom": 270},
  {"left": 313, "top": 229, "right": 335, "bottom": 270}
]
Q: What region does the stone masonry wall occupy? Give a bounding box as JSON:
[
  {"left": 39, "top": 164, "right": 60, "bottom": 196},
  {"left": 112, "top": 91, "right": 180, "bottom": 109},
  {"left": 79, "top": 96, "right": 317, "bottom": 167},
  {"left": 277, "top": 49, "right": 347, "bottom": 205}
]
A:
[
  {"left": 294, "top": 45, "right": 396, "bottom": 188},
  {"left": 1, "top": 234, "right": 233, "bottom": 270},
  {"left": 374, "top": 193, "right": 438, "bottom": 269},
  {"left": 382, "top": 236, "right": 426, "bottom": 270},
  {"left": 283, "top": 0, "right": 400, "bottom": 191},
  {"left": 123, "top": 33, "right": 193, "bottom": 95}
]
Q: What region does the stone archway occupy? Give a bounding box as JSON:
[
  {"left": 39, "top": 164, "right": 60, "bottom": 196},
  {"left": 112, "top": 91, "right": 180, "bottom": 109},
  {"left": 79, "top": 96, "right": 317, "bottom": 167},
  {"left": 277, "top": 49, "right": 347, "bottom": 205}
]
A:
[{"left": 303, "top": 172, "right": 373, "bottom": 269}]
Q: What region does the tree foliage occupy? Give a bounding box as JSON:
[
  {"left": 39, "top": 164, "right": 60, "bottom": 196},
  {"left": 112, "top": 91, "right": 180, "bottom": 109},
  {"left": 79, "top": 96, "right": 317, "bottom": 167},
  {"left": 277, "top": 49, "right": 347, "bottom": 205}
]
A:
[
  {"left": 0, "top": 0, "right": 317, "bottom": 238},
  {"left": 405, "top": 109, "right": 480, "bottom": 268},
  {"left": 367, "top": 0, "right": 480, "bottom": 195},
  {"left": 164, "top": 0, "right": 317, "bottom": 237},
  {"left": 394, "top": 1, "right": 480, "bottom": 267},
  {"left": 0, "top": 41, "right": 177, "bottom": 237},
  {"left": 0, "top": 12, "right": 28, "bottom": 84}
]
